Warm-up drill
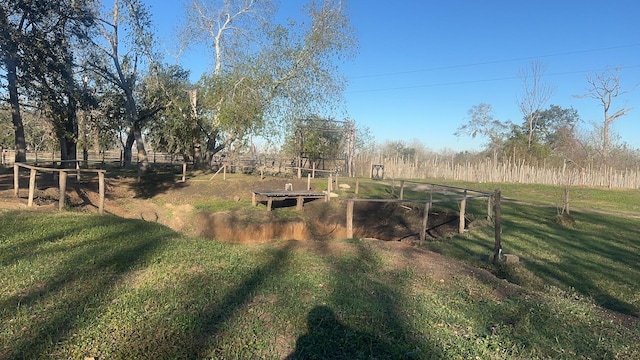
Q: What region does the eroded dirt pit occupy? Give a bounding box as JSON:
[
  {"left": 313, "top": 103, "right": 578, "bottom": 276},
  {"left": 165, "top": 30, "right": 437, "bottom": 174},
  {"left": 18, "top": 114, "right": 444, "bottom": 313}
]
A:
[{"left": 0, "top": 171, "right": 465, "bottom": 243}]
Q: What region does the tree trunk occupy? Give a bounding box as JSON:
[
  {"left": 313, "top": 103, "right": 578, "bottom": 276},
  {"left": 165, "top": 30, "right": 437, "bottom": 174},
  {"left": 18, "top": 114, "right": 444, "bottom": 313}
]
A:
[
  {"left": 4, "top": 53, "right": 27, "bottom": 163},
  {"left": 133, "top": 121, "right": 148, "bottom": 172},
  {"left": 124, "top": 131, "right": 135, "bottom": 166}
]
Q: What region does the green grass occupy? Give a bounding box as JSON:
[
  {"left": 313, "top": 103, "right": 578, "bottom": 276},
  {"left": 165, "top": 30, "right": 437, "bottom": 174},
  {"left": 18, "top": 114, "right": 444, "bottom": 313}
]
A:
[{"left": 1, "top": 206, "right": 639, "bottom": 359}]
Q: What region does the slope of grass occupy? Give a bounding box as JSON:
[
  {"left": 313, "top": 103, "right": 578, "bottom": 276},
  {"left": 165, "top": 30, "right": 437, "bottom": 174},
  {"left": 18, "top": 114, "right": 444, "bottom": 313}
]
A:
[
  {"left": 410, "top": 180, "right": 640, "bottom": 316},
  {"left": 1, "top": 210, "right": 639, "bottom": 359}
]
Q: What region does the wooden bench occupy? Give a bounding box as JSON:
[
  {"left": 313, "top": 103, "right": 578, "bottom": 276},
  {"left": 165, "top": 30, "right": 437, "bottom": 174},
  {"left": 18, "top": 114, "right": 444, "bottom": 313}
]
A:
[{"left": 252, "top": 190, "right": 327, "bottom": 211}]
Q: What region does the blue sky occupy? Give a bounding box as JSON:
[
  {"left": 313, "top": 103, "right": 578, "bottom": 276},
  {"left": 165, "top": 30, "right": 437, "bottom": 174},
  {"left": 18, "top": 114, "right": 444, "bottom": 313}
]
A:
[{"left": 148, "top": 0, "right": 640, "bottom": 152}]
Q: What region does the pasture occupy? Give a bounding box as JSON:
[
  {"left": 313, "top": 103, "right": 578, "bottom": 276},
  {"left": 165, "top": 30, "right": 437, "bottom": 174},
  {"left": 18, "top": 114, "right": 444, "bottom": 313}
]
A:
[{"left": 0, "top": 173, "right": 639, "bottom": 359}]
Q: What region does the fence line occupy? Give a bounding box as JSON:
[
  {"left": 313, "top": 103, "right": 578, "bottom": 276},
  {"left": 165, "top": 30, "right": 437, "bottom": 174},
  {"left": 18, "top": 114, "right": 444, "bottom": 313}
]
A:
[
  {"left": 4, "top": 150, "right": 638, "bottom": 189},
  {"left": 13, "top": 163, "right": 106, "bottom": 214},
  {"left": 353, "top": 156, "right": 640, "bottom": 189}
]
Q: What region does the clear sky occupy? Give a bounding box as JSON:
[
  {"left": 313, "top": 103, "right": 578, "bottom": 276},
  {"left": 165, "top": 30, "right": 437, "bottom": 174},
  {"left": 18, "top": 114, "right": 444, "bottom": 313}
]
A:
[{"left": 148, "top": 0, "right": 640, "bottom": 152}]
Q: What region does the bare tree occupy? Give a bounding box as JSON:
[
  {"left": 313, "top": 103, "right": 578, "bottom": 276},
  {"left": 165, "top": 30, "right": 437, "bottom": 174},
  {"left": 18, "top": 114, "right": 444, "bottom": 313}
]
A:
[
  {"left": 580, "top": 68, "right": 634, "bottom": 160},
  {"left": 517, "top": 60, "right": 554, "bottom": 150}
]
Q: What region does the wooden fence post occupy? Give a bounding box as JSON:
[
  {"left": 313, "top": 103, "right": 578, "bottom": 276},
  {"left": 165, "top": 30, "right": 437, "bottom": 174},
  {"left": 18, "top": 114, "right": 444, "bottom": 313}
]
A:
[
  {"left": 459, "top": 189, "right": 467, "bottom": 234},
  {"left": 346, "top": 200, "right": 354, "bottom": 238},
  {"left": 13, "top": 164, "right": 19, "bottom": 197},
  {"left": 421, "top": 200, "right": 430, "bottom": 243},
  {"left": 59, "top": 171, "right": 67, "bottom": 211},
  {"left": 99, "top": 171, "right": 105, "bottom": 215},
  {"left": 307, "top": 174, "right": 311, "bottom": 190},
  {"left": 399, "top": 180, "right": 405, "bottom": 200},
  {"left": 493, "top": 190, "right": 502, "bottom": 263},
  {"left": 182, "top": 163, "right": 187, "bottom": 182},
  {"left": 28, "top": 169, "right": 36, "bottom": 207},
  {"left": 487, "top": 193, "right": 493, "bottom": 221},
  {"left": 355, "top": 178, "right": 359, "bottom": 198}
]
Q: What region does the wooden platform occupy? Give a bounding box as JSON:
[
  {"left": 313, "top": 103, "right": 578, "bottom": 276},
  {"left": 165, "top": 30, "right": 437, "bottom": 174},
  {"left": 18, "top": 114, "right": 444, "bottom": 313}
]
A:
[{"left": 252, "top": 190, "right": 327, "bottom": 211}]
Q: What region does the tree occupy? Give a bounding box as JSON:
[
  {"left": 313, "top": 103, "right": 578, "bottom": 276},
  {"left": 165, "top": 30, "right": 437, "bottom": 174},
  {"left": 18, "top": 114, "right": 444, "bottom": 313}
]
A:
[
  {"left": 517, "top": 60, "right": 554, "bottom": 151},
  {"left": 455, "top": 103, "right": 511, "bottom": 155},
  {"left": 144, "top": 65, "right": 199, "bottom": 162},
  {"left": 580, "top": 68, "right": 635, "bottom": 160},
  {"left": 87, "top": 0, "right": 159, "bottom": 170},
  {"left": 1, "top": 0, "right": 93, "bottom": 164},
  {"left": 181, "top": 0, "right": 356, "bottom": 162},
  {"left": 0, "top": 0, "right": 28, "bottom": 162}
]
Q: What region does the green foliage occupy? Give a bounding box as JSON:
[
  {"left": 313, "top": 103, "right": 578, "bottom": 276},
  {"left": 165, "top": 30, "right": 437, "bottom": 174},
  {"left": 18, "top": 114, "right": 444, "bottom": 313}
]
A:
[
  {"left": 455, "top": 103, "right": 512, "bottom": 153},
  {"left": 0, "top": 107, "right": 13, "bottom": 147}
]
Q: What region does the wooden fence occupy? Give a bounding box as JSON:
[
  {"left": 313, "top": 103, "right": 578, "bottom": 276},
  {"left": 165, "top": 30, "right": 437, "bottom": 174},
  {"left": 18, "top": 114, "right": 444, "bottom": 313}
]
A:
[
  {"left": 13, "top": 163, "right": 106, "bottom": 215},
  {"left": 343, "top": 180, "right": 497, "bottom": 247},
  {"left": 352, "top": 156, "right": 640, "bottom": 189}
]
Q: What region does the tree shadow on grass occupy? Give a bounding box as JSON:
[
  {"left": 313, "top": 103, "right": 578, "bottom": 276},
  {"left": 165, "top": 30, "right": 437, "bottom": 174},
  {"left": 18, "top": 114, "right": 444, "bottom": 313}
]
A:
[
  {"left": 131, "top": 168, "right": 188, "bottom": 199},
  {"left": 102, "top": 241, "right": 298, "bottom": 359},
  {"left": 497, "top": 202, "right": 640, "bottom": 317},
  {"left": 307, "top": 240, "right": 435, "bottom": 358},
  {"left": 0, "top": 216, "right": 171, "bottom": 359}
]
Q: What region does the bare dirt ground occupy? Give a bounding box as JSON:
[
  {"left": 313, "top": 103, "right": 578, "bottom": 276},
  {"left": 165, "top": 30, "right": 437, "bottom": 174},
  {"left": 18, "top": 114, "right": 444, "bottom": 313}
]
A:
[{"left": 0, "top": 169, "right": 464, "bottom": 243}]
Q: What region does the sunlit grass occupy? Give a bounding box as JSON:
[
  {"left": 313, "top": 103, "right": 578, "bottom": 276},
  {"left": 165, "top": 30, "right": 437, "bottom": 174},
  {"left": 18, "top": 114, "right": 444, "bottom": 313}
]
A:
[{"left": 1, "top": 208, "right": 639, "bottom": 359}]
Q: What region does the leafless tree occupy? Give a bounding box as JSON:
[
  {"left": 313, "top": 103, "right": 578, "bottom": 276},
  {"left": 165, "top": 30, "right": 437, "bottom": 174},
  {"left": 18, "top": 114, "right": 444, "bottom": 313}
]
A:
[
  {"left": 580, "top": 68, "right": 635, "bottom": 160},
  {"left": 517, "top": 60, "right": 554, "bottom": 150}
]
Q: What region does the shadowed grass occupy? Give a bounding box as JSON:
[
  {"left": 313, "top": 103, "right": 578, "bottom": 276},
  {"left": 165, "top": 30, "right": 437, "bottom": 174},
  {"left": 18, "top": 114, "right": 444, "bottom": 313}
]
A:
[
  {"left": 420, "top": 181, "right": 640, "bottom": 318},
  {"left": 1, "top": 209, "right": 639, "bottom": 359}
]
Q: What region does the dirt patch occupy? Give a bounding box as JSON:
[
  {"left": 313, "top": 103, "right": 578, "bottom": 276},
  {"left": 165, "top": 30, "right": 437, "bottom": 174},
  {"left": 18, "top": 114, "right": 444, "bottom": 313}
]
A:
[{"left": 0, "top": 171, "right": 465, "bottom": 242}]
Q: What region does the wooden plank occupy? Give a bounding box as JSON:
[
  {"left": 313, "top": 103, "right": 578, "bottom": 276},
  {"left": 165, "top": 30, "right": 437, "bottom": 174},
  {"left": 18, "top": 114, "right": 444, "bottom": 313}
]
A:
[
  {"left": 296, "top": 196, "right": 303, "bottom": 211},
  {"left": 421, "top": 201, "right": 430, "bottom": 243},
  {"left": 493, "top": 190, "right": 502, "bottom": 263}
]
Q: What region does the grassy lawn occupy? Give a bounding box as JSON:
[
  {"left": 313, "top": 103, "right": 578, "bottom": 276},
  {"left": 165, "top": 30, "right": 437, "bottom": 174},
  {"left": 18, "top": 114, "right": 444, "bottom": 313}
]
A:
[{"left": 1, "top": 179, "right": 639, "bottom": 358}]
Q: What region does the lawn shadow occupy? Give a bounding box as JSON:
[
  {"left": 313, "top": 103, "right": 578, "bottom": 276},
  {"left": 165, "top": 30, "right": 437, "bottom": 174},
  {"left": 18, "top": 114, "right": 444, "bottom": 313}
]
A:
[
  {"left": 0, "top": 217, "right": 171, "bottom": 359},
  {"left": 316, "top": 240, "right": 435, "bottom": 358},
  {"left": 286, "top": 305, "right": 396, "bottom": 359},
  {"left": 104, "top": 241, "right": 298, "bottom": 359},
  {"left": 499, "top": 201, "right": 640, "bottom": 316},
  {"left": 131, "top": 168, "right": 188, "bottom": 199}
]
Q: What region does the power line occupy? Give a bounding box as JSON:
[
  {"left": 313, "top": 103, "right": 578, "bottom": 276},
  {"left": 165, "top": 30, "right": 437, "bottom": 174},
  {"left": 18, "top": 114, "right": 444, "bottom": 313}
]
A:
[
  {"left": 350, "top": 43, "right": 640, "bottom": 80},
  {"left": 347, "top": 65, "right": 640, "bottom": 94}
]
